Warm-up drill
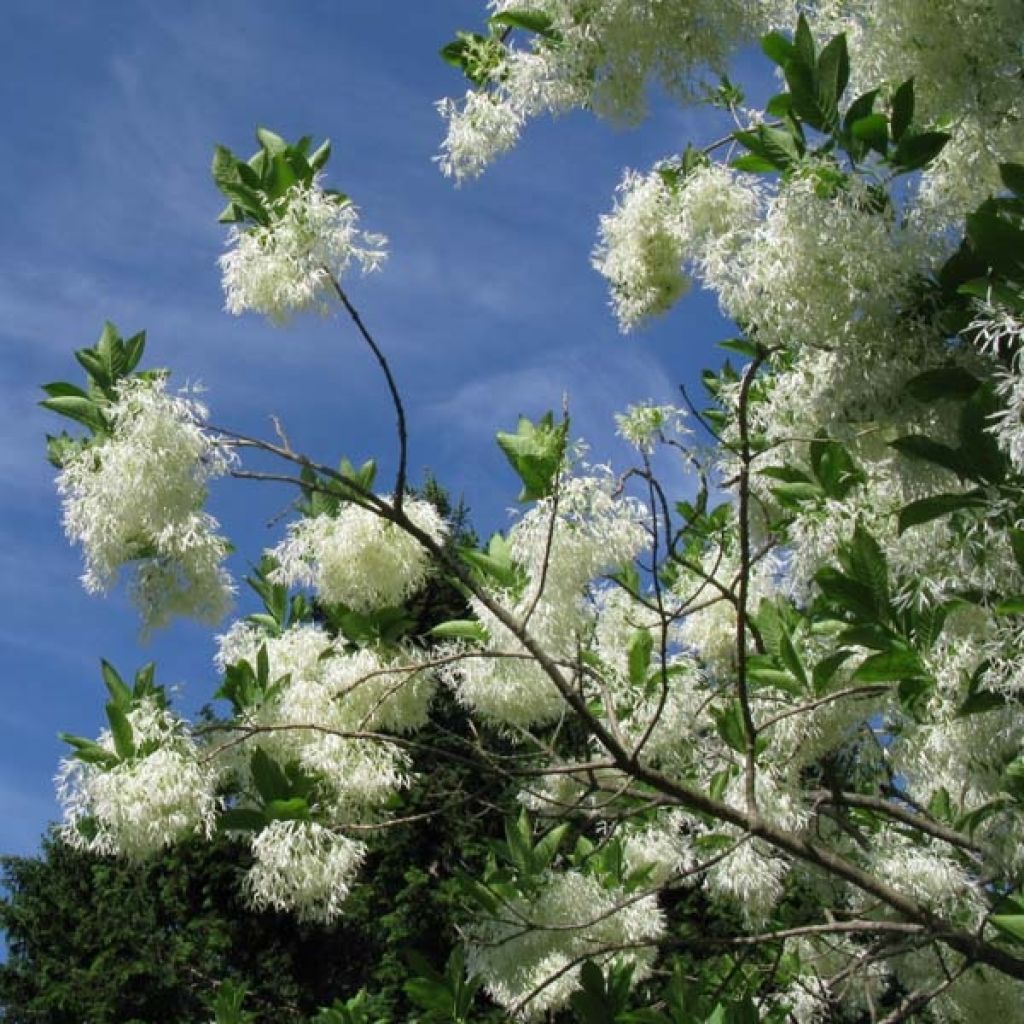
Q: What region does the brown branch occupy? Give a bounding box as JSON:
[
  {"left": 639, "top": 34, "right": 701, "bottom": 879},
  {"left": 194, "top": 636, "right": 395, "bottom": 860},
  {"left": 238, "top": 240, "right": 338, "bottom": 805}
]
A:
[
  {"left": 811, "top": 790, "right": 985, "bottom": 855},
  {"left": 325, "top": 273, "right": 409, "bottom": 507}
]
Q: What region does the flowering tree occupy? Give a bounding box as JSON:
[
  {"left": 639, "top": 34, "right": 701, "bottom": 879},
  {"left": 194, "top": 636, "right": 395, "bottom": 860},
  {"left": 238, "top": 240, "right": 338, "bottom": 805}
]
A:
[{"left": 40, "top": 2, "right": 1024, "bottom": 1021}]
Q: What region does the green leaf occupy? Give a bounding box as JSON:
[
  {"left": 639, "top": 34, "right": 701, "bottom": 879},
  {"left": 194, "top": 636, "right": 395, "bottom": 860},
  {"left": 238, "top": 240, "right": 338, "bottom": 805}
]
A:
[
  {"left": 39, "top": 396, "right": 107, "bottom": 433},
  {"left": 571, "top": 960, "right": 619, "bottom": 1024},
  {"left": 836, "top": 624, "right": 894, "bottom": 650},
  {"left": 892, "top": 131, "right": 950, "bottom": 172},
  {"left": 991, "top": 915, "right": 1024, "bottom": 944},
  {"left": 812, "top": 650, "right": 854, "bottom": 694},
  {"left": 1000, "top": 162, "right": 1024, "bottom": 199},
  {"left": 627, "top": 629, "right": 653, "bottom": 686},
  {"left": 250, "top": 749, "right": 292, "bottom": 803},
  {"left": 814, "top": 567, "right": 878, "bottom": 620},
  {"left": 74, "top": 346, "right": 109, "bottom": 386},
  {"left": 890, "top": 78, "right": 914, "bottom": 142},
  {"left": 41, "top": 381, "right": 89, "bottom": 400},
  {"left": 430, "top": 619, "right": 489, "bottom": 644},
  {"left": 851, "top": 113, "right": 888, "bottom": 154},
  {"left": 489, "top": 9, "right": 559, "bottom": 38},
  {"left": 219, "top": 808, "right": 268, "bottom": 832},
  {"left": 266, "top": 153, "right": 298, "bottom": 199},
  {"left": 59, "top": 733, "right": 118, "bottom": 768},
  {"left": 995, "top": 597, "right": 1024, "bottom": 615},
  {"left": 905, "top": 366, "right": 981, "bottom": 402},
  {"left": 793, "top": 14, "right": 816, "bottom": 69},
  {"left": 852, "top": 647, "right": 923, "bottom": 682},
  {"left": 123, "top": 330, "right": 146, "bottom": 373},
  {"left": 777, "top": 630, "right": 809, "bottom": 690},
  {"left": 898, "top": 491, "right": 986, "bottom": 534},
  {"left": 100, "top": 660, "right": 132, "bottom": 707},
  {"left": 753, "top": 599, "right": 787, "bottom": 657},
  {"left": 761, "top": 31, "right": 794, "bottom": 67},
  {"left": 533, "top": 822, "right": 570, "bottom": 870},
  {"left": 105, "top": 702, "right": 135, "bottom": 761},
  {"left": 746, "top": 659, "right": 802, "bottom": 694},
  {"left": 928, "top": 787, "right": 953, "bottom": 822},
  {"left": 733, "top": 125, "right": 802, "bottom": 171},
  {"left": 731, "top": 154, "right": 778, "bottom": 173},
  {"left": 771, "top": 481, "right": 824, "bottom": 505},
  {"left": 958, "top": 385, "right": 1006, "bottom": 482},
  {"left": 890, "top": 435, "right": 966, "bottom": 477},
  {"left": 897, "top": 675, "right": 935, "bottom": 717},
  {"left": 989, "top": 896, "right": 1024, "bottom": 942},
  {"left": 760, "top": 465, "right": 814, "bottom": 485},
  {"left": 495, "top": 412, "right": 567, "bottom": 502},
  {"left": 717, "top": 337, "right": 762, "bottom": 359},
  {"left": 264, "top": 797, "right": 311, "bottom": 821},
  {"left": 460, "top": 533, "right": 523, "bottom": 591},
  {"left": 968, "top": 205, "right": 1024, "bottom": 282},
  {"left": 806, "top": 31, "right": 849, "bottom": 131},
  {"left": 957, "top": 797, "right": 1009, "bottom": 836},
  {"left": 843, "top": 89, "right": 878, "bottom": 133},
  {"left": 764, "top": 92, "right": 794, "bottom": 118},
  {"left": 810, "top": 437, "right": 863, "bottom": 498},
  {"left": 958, "top": 661, "right": 1005, "bottom": 716},
  {"left": 844, "top": 526, "right": 889, "bottom": 608},
  {"left": 309, "top": 139, "right": 332, "bottom": 171},
  {"left": 504, "top": 809, "right": 533, "bottom": 872},
  {"left": 714, "top": 702, "right": 749, "bottom": 754},
  {"left": 255, "top": 126, "right": 288, "bottom": 154}
]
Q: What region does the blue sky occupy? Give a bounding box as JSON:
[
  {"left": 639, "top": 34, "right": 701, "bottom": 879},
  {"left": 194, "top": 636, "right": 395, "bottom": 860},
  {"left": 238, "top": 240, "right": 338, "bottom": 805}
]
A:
[{"left": 0, "top": 2, "right": 767, "bottom": 856}]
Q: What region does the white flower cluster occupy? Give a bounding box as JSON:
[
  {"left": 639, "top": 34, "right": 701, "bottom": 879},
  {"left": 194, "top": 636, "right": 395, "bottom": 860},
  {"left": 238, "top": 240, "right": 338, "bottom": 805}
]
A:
[
  {"left": 705, "top": 838, "right": 790, "bottom": 925},
  {"left": 437, "top": 0, "right": 781, "bottom": 181},
  {"left": 983, "top": 311, "right": 1024, "bottom": 475},
  {"left": 246, "top": 819, "right": 366, "bottom": 924},
  {"left": 587, "top": 585, "right": 709, "bottom": 768},
  {"left": 57, "top": 699, "right": 219, "bottom": 858},
  {"left": 466, "top": 869, "right": 664, "bottom": 1019},
  {"left": 866, "top": 830, "right": 986, "bottom": 926},
  {"left": 620, "top": 811, "right": 691, "bottom": 886},
  {"left": 441, "top": 1, "right": 1024, "bottom": 244},
  {"left": 811, "top": 0, "right": 1024, "bottom": 235},
  {"left": 56, "top": 376, "right": 234, "bottom": 631},
  {"left": 614, "top": 401, "right": 689, "bottom": 454},
  {"left": 215, "top": 621, "right": 431, "bottom": 812},
  {"left": 220, "top": 179, "right": 387, "bottom": 324},
  {"left": 591, "top": 170, "right": 691, "bottom": 330},
  {"left": 444, "top": 473, "right": 649, "bottom": 728},
  {"left": 594, "top": 164, "right": 759, "bottom": 331},
  {"left": 270, "top": 497, "right": 447, "bottom": 611}
]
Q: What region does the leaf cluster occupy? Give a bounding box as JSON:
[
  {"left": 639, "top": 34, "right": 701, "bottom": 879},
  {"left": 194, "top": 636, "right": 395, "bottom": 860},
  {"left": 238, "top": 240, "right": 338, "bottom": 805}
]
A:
[
  {"left": 41, "top": 321, "right": 149, "bottom": 464},
  {"left": 732, "top": 17, "right": 948, "bottom": 183},
  {"left": 212, "top": 127, "right": 335, "bottom": 226}
]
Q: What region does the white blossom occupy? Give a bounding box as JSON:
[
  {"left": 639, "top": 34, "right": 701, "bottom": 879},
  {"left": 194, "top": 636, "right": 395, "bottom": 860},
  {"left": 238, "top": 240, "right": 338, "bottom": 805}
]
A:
[
  {"left": 466, "top": 870, "right": 664, "bottom": 1019},
  {"left": 213, "top": 623, "right": 426, "bottom": 812},
  {"left": 246, "top": 820, "right": 366, "bottom": 923},
  {"left": 220, "top": 179, "right": 387, "bottom": 323},
  {"left": 436, "top": 91, "right": 526, "bottom": 183},
  {"left": 615, "top": 401, "right": 689, "bottom": 453},
  {"left": 270, "top": 497, "right": 447, "bottom": 612},
  {"left": 57, "top": 700, "right": 218, "bottom": 858},
  {"left": 56, "top": 376, "right": 233, "bottom": 631},
  {"left": 705, "top": 838, "right": 789, "bottom": 924},
  {"left": 437, "top": 1, "right": 782, "bottom": 181},
  {"left": 445, "top": 473, "right": 649, "bottom": 728}
]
